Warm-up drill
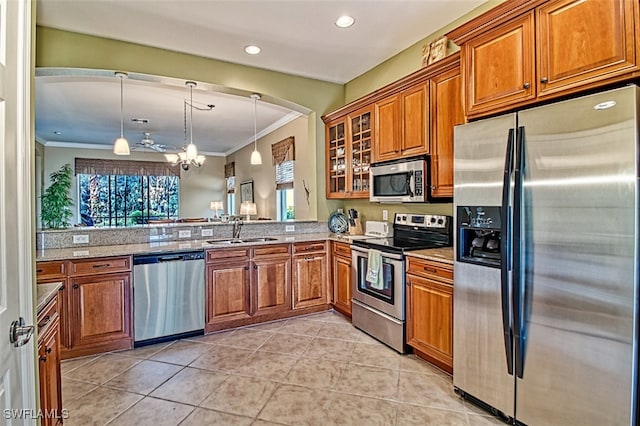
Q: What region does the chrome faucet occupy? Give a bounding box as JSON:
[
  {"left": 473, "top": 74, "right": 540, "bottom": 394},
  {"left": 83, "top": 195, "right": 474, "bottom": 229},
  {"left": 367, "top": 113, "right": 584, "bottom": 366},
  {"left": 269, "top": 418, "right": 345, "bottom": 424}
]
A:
[{"left": 231, "top": 217, "right": 243, "bottom": 239}]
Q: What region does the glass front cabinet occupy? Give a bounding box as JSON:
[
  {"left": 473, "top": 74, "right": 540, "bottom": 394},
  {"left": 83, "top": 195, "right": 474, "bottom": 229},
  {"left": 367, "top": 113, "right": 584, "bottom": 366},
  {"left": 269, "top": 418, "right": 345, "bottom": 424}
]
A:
[{"left": 325, "top": 106, "right": 373, "bottom": 199}]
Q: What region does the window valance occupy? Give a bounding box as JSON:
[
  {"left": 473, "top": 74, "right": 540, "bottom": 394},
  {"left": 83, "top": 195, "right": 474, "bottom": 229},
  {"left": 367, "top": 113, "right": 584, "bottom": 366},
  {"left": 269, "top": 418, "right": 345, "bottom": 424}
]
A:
[
  {"left": 74, "top": 158, "right": 180, "bottom": 177},
  {"left": 271, "top": 136, "right": 295, "bottom": 166}
]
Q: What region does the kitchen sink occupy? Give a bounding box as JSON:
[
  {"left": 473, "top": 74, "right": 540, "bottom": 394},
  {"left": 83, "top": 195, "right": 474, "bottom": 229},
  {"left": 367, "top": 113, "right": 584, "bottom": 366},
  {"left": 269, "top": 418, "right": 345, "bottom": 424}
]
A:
[
  {"left": 206, "top": 237, "right": 278, "bottom": 245},
  {"left": 241, "top": 237, "right": 279, "bottom": 242},
  {"left": 206, "top": 238, "right": 243, "bottom": 244}
]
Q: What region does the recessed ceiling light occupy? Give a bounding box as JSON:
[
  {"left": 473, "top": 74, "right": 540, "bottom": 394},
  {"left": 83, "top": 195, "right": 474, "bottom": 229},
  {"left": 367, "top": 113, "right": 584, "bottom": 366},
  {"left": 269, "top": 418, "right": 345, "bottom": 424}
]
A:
[
  {"left": 335, "top": 15, "right": 355, "bottom": 28},
  {"left": 131, "top": 118, "right": 149, "bottom": 124},
  {"left": 53, "top": 131, "right": 62, "bottom": 135},
  {"left": 244, "top": 45, "right": 262, "bottom": 55}
]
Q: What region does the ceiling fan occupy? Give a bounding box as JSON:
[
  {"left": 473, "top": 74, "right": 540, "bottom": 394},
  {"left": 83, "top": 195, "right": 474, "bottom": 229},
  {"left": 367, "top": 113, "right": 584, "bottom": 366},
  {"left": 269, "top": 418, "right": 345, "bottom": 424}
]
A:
[{"left": 134, "top": 132, "right": 170, "bottom": 152}]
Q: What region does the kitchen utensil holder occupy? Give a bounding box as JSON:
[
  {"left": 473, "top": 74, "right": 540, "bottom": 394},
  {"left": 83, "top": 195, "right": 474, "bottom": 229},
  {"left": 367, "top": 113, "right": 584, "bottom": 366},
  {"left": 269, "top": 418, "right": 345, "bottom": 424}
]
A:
[{"left": 349, "top": 218, "right": 363, "bottom": 235}]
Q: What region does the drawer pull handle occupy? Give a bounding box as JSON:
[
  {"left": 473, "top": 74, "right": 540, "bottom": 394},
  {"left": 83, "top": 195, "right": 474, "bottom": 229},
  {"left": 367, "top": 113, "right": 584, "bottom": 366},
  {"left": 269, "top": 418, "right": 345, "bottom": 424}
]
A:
[
  {"left": 45, "top": 347, "right": 52, "bottom": 354},
  {"left": 36, "top": 269, "right": 43, "bottom": 273},
  {"left": 92, "top": 263, "right": 111, "bottom": 269},
  {"left": 38, "top": 315, "right": 51, "bottom": 328},
  {"left": 423, "top": 267, "right": 437, "bottom": 274}
]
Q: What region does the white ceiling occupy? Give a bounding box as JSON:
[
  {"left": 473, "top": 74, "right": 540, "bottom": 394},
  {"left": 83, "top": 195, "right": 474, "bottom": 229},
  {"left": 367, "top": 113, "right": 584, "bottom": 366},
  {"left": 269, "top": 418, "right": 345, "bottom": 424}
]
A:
[{"left": 35, "top": 0, "right": 486, "bottom": 155}]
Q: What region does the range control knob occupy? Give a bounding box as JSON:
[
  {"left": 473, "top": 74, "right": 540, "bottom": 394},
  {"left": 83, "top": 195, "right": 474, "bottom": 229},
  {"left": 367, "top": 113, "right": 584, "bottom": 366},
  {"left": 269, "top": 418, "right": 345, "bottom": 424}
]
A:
[{"left": 437, "top": 218, "right": 444, "bottom": 225}]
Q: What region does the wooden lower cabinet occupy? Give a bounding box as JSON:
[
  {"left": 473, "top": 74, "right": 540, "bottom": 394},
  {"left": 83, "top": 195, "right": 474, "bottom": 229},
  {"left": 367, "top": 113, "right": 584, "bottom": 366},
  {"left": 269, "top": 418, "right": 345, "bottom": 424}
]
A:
[
  {"left": 37, "top": 256, "right": 133, "bottom": 359},
  {"left": 68, "top": 272, "right": 132, "bottom": 356},
  {"left": 331, "top": 242, "right": 352, "bottom": 317},
  {"left": 37, "top": 295, "right": 63, "bottom": 426},
  {"left": 406, "top": 257, "right": 454, "bottom": 373},
  {"left": 206, "top": 244, "right": 304, "bottom": 332},
  {"left": 292, "top": 242, "right": 329, "bottom": 309},
  {"left": 253, "top": 254, "right": 291, "bottom": 316},
  {"left": 207, "top": 259, "right": 252, "bottom": 323}
]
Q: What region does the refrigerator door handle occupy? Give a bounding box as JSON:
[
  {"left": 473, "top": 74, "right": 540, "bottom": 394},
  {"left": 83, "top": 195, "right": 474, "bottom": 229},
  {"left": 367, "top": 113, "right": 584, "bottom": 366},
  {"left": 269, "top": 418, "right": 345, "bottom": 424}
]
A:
[
  {"left": 501, "top": 128, "right": 515, "bottom": 376},
  {"left": 513, "top": 126, "right": 525, "bottom": 379}
]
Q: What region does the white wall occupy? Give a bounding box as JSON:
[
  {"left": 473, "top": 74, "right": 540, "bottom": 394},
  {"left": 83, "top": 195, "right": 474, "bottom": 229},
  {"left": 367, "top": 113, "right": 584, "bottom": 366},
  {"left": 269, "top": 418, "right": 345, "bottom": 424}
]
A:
[
  {"left": 40, "top": 145, "right": 226, "bottom": 227},
  {"left": 227, "top": 115, "right": 315, "bottom": 220}
]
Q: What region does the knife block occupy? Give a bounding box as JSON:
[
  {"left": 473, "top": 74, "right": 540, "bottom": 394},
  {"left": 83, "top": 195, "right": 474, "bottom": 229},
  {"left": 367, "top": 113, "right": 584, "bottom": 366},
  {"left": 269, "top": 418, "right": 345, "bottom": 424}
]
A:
[{"left": 349, "top": 218, "right": 363, "bottom": 235}]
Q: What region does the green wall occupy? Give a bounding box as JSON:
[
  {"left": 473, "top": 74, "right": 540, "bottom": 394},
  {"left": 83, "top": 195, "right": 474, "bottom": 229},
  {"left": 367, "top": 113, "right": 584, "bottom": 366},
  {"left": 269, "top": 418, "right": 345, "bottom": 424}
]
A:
[
  {"left": 35, "top": 27, "right": 345, "bottom": 220},
  {"left": 344, "top": 0, "right": 503, "bottom": 103}
]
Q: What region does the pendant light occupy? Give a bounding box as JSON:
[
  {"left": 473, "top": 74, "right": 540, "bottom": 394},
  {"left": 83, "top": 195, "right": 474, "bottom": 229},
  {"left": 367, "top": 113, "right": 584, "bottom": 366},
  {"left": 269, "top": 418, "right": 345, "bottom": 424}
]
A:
[
  {"left": 250, "top": 93, "right": 262, "bottom": 165},
  {"left": 113, "top": 72, "right": 130, "bottom": 155},
  {"left": 165, "top": 81, "right": 206, "bottom": 170}
]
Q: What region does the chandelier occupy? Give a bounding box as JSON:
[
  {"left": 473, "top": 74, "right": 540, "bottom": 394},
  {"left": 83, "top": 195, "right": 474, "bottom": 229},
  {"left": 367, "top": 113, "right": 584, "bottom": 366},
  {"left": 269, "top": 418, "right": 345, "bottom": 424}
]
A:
[{"left": 165, "top": 81, "right": 207, "bottom": 171}]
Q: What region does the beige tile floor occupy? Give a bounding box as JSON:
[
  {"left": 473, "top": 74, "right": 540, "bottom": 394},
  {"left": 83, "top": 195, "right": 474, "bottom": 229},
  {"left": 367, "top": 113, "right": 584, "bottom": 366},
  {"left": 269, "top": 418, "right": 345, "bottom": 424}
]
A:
[{"left": 61, "top": 310, "right": 504, "bottom": 426}]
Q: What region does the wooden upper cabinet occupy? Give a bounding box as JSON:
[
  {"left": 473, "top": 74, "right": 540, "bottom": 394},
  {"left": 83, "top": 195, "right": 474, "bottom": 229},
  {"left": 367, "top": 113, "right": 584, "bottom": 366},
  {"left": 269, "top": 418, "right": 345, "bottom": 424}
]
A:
[
  {"left": 536, "top": 0, "right": 639, "bottom": 97},
  {"left": 374, "top": 85, "right": 429, "bottom": 163},
  {"left": 325, "top": 117, "right": 348, "bottom": 197},
  {"left": 464, "top": 12, "right": 536, "bottom": 115},
  {"left": 429, "top": 67, "right": 463, "bottom": 198},
  {"left": 325, "top": 107, "right": 372, "bottom": 199},
  {"left": 401, "top": 84, "right": 429, "bottom": 158},
  {"left": 374, "top": 94, "right": 401, "bottom": 162},
  {"left": 450, "top": 0, "right": 640, "bottom": 118}
]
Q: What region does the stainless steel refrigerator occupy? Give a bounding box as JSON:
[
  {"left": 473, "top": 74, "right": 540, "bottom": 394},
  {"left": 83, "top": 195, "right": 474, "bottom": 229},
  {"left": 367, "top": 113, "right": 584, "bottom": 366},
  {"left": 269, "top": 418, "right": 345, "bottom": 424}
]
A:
[{"left": 453, "top": 85, "right": 639, "bottom": 426}]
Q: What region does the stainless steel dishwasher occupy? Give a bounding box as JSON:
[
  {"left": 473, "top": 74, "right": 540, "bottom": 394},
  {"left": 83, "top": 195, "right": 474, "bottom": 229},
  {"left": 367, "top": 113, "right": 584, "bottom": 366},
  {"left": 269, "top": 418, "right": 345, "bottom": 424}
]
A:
[{"left": 133, "top": 251, "right": 205, "bottom": 345}]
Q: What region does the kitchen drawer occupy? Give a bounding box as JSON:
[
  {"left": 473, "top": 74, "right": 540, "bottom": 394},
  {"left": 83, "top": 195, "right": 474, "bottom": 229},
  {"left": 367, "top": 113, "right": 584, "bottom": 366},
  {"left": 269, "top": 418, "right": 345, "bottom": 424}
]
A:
[
  {"left": 37, "top": 295, "right": 59, "bottom": 334},
  {"left": 68, "top": 256, "right": 132, "bottom": 276},
  {"left": 332, "top": 242, "right": 351, "bottom": 258},
  {"left": 207, "top": 248, "right": 250, "bottom": 263},
  {"left": 293, "top": 241, "right": 326, "bottom": 255},
  {"left": 253, "top": 244, "right": 290, "bottom": 258},
  {"left": 36, "top": 261, "right": 66, "bottom": 281},
  {"left": 407, "top": 257, "right": 453, "bottom": 284}
]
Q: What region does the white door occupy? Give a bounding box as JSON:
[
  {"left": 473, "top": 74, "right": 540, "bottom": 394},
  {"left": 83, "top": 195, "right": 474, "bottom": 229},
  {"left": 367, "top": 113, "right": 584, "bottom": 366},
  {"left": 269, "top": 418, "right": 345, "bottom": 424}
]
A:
[{"left": 0, "top": 0, "right": 36, "bottom": 424}]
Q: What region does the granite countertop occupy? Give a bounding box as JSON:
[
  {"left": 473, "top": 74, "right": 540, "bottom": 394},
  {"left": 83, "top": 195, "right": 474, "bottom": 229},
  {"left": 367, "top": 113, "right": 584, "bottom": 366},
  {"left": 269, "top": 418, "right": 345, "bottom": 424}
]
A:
[
  {"left": 37, "top": 281, "right": 63, "bottom": 313},
  {"left": 36, "top": 233, "right": 355, "bottom": 262},
  {"left": 406, "top": 247, "right": 454, "bottom": 264}
]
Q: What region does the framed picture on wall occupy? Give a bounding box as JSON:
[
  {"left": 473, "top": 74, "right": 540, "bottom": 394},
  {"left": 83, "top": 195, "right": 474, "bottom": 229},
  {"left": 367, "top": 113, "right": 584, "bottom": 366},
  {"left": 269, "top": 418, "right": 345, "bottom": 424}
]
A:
[{"left": 240, "top": 181, "right": 254, "bottom": 203}]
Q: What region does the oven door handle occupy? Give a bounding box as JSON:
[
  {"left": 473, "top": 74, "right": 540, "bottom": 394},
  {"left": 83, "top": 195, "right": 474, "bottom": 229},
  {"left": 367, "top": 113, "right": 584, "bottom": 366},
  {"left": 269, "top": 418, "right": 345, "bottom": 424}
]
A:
[{"left": 351, "top": 246, "right": 404, "bottom": 261}]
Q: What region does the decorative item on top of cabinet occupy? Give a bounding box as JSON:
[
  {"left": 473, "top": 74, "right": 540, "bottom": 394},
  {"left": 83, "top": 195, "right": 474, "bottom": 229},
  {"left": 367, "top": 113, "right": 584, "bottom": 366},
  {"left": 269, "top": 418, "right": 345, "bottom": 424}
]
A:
[
  {"left": 292, "top": 241, "right": 329, "bottom": 309},
  {"left": 447, "top": 0, "right": 640, "bottom": 119},
  {"left": 331, "top": 241, "right": 352, "bottom": 317},
  {"left": 37, "top": 294, "right": 63, "bottom": 426},
  {"left": 406, "top": 256, "right": 453, "bottom": 373},
  {"left": 325, "top": 106, "right": 373, "bottom": 199}
]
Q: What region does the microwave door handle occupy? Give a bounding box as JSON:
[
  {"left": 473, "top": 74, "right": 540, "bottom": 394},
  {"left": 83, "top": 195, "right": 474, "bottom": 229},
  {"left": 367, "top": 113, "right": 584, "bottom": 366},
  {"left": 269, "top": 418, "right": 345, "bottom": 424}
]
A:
[{"left": 407, "top": 171, "right": 415, "bottom": 197}]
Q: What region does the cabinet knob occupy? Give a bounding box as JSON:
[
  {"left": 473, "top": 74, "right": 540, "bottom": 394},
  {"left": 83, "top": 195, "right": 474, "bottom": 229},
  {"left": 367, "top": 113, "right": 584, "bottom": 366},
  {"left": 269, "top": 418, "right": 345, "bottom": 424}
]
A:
[
  {"left": 253, "top": 265, "right": 258, "bottom": 270},
  {"left": 523, "top": 83, "right": 530, "bottom": 89},
  {"left": 540, "top": 77, "right": 548, "bottom": 83},
  {"left": 73, "top": 284, "right": 79, "bottom": 289},
  {"left": 244, "top": 266, "right": 249, "bottom": 270},
  {"left": 39, "top": 355, "right": 47, "bottom": 362},
  {"left": 45, "top": 347, "right": 52, "bottom": 354}
]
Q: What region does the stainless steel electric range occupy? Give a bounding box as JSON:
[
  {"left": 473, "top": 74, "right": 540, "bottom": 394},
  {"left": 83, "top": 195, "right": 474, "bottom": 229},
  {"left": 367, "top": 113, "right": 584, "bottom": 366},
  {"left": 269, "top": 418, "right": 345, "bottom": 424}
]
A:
[{"left": 350, "top": 213, "right": 452, "bottom": 353}]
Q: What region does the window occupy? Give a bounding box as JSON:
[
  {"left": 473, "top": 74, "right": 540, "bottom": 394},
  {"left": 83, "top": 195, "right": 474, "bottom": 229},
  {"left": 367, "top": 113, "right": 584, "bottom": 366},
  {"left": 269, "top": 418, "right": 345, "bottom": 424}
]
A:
[
  {"left": 78, "top": 174, "right": 179, "bottom": 226},
  {"left": 226, "top": 175, "right": 236, "bottom": 215},
  {"left": 276, "top": 160, "right": 294, "bottom": 220}
]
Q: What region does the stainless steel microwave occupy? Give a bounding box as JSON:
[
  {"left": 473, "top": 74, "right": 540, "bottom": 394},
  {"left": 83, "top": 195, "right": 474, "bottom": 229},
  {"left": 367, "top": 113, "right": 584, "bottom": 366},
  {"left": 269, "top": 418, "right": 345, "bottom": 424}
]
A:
[{"left": 369, "top": 157, "right": 428, "bottom": 203}]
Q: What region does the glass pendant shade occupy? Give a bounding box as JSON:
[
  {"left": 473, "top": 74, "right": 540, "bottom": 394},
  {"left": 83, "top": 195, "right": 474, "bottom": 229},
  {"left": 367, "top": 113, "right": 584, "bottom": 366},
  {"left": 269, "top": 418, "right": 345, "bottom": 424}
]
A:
[
  {"left": 186, "top": 143, "right": 198, "bottom": 161},
  {"left": 250, "top": 149, "right": 262, "bottom": 165},
  {"left": 250, "top": 93, "right": 262, "bottom": 165},
  {"left": 113, "top": 72, "right": 130, "bottom": 155},
  {"left": 114, "top": 136, "right": 130, "bottom": 155}
]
